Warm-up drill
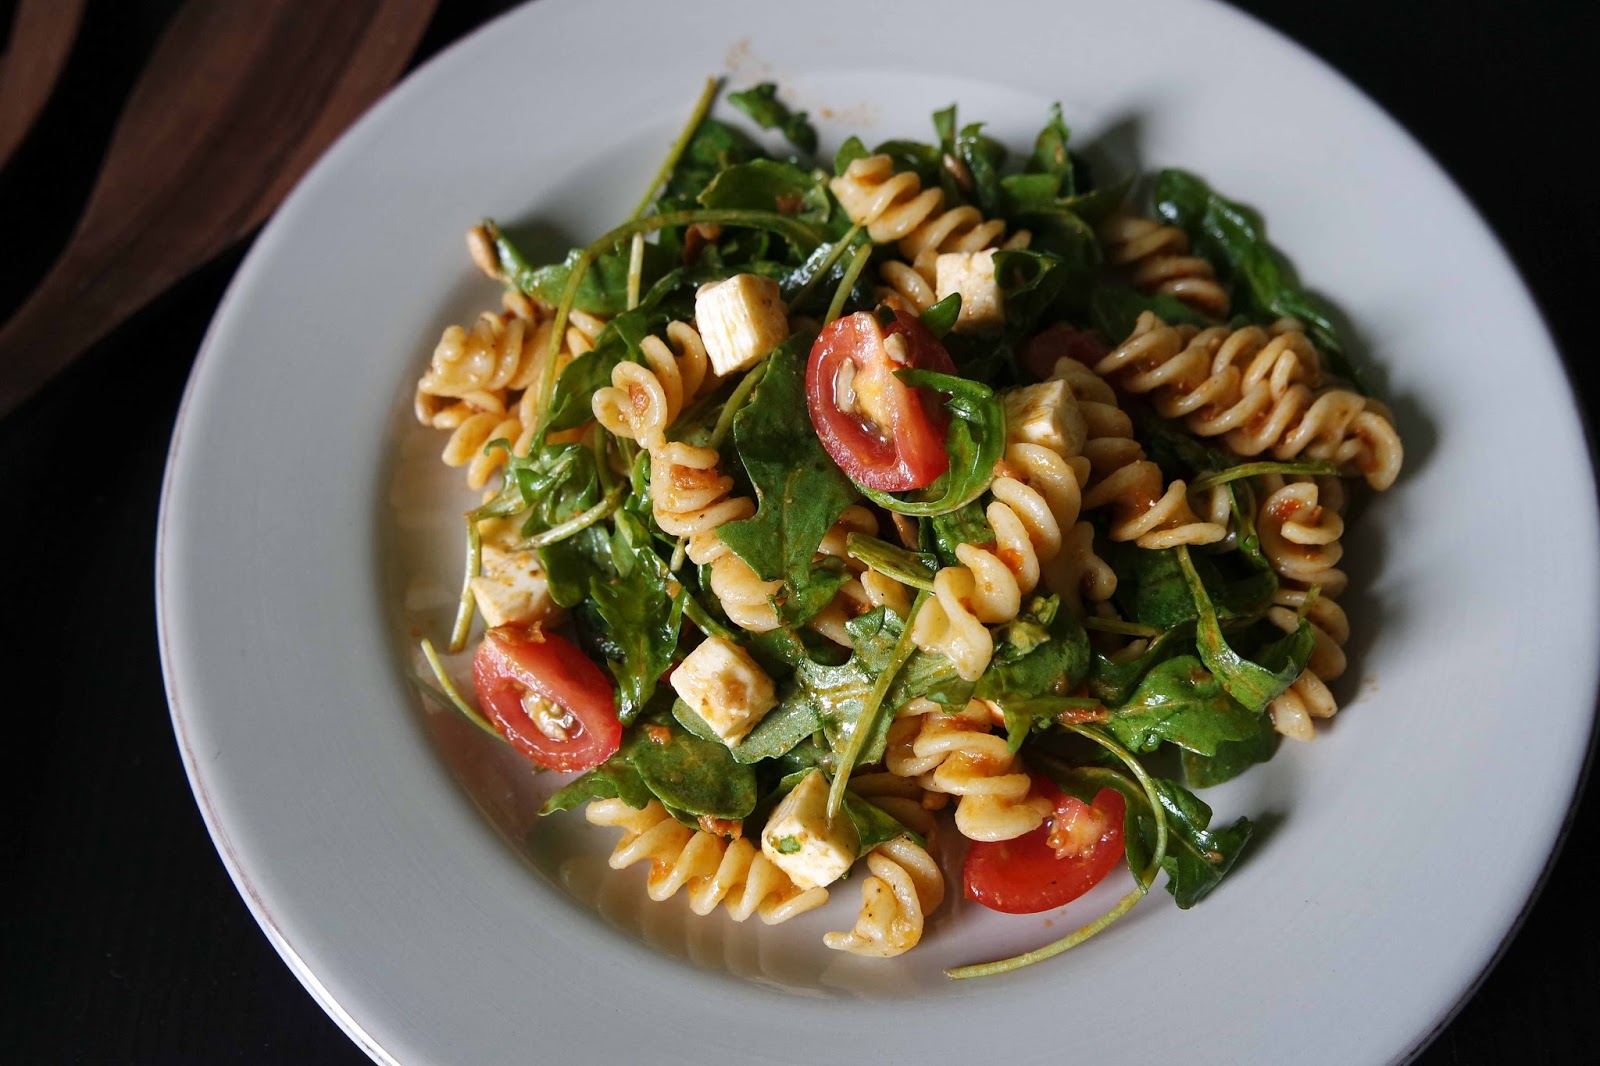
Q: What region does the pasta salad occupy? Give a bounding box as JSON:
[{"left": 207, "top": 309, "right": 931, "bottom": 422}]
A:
[{"left": 411, "top": 79, "right": 1402, "bottom": 975}]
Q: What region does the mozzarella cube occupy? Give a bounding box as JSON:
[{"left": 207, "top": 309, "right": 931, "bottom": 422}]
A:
[
  {"left": 670, "top": 636, "right": 778, "bottom": 746},
  {"left": 469, "top": 518, "right": 560, "bottom": 628},
  {"left": 760, "top": 769, "right": 860, "bottom": 890},
  {"left": 694, "top": 274, "right": 789, "bottom": 376},
  {"left": 1003, "top": 379, "right": 1086, "bottom": 459},
  {"left": 935, "top": 250, "right": 1004, "bottom": 333}
]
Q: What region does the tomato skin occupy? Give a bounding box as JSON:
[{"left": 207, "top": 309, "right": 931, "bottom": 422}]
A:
[
  {"left": 962, "top": 781, "right": 1127, "bottom": 914},
  {"left": 806, "top": 309, "right": 956, "bottom": 492},
  {"left": 472, "top": 626, "right": 621, "bottom": 773},
  {"left": 1019, "top": 323, "right": 1110, "bottom": 382}
]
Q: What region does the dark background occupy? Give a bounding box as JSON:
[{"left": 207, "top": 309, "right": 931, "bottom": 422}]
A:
[{"left": 2, "top": 1, "right": 1595, "bottom": 1062}]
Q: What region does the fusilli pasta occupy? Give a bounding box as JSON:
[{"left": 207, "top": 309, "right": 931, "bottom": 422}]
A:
[
  {"left": 823, "top": 836, "right": 945, "bottom": 957},
  {"left": 1098, "top": 212, "right": 1230, "bottom": 317},
  {"left": 885, "top": 698, "right": 1052, "bottom": 842},
  {"left": 585, "top": 799, "right": 829, "bottom": 923}
]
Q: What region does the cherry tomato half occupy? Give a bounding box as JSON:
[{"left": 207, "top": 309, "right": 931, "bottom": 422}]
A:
[
  {"left": 963, "top": 779, "right": 1127, "bottom": 914},
  {"left": 1019, "top": 322, "right": 1110, "bottom": 382},
  {"left": 806, "top": 308, "right": 957, "bottom": 492},
  {"left": 472, "top": 626, "right": 621, "bottom": 773}
]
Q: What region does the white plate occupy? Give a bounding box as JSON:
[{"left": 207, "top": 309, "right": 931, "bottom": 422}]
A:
[{"left": 157, "top": 1, "right": 1600, "bottom": 1063}]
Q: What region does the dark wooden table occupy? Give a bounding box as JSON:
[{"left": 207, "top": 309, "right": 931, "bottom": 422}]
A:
[{"left": 4, "top": 1, "right": 1595, "bottom": 1061}]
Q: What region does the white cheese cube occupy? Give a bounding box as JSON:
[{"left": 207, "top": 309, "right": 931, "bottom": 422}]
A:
[
  {"left": 760, "top": 769, "right": 860, "bottom": 890},
  {"left": 1002, "top": 379, "right": 1086, "bottom": 459},
  {"left": 670, "top": 636, "right": 778, "bottom": 746},
  {"left": 935, "top": 250, "right": 1004, "bottom": 333},
  {"left": 694, "top": 273, "right": 789, "bottom": 376},
  {"left": 469, "top": 518, "right": 560, "bottom": 628}
]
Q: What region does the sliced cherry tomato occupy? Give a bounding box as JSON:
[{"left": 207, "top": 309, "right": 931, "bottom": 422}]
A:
[
  {"left": 472, "top": 626, "right": 621, "bottom": 773},
  {"left": 806, "top": 308, "right": 956, "bottom": 492},
  {"left": 1019, "top": 322, "right": 1110, "bottom": 382},
  {"left": 963, "top": 779, "right": 1126, "bottom": 914}
]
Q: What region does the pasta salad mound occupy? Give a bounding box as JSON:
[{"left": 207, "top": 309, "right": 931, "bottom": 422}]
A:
[{"left": 411, "top": 79, "right": 1402, "bottom": 976}]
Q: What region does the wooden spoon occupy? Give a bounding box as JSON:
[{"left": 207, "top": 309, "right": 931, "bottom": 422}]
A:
[
  {"left": 0, "top": 0, "right": 439, "bottom": 419},
  {"left": 0, "top": 0, "right": 86, "bottom": 174}
]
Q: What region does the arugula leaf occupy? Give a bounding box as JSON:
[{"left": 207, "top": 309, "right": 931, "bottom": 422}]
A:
[
  {"left": 925, "top": 499, "right": 994, "bottom": 568},
  {"left": 699, "top": 159, "right": 831, "bottom": 222},
  {"left": 1090, "top": 284, "right": 1216, "bottom": 342},
  {"left": 1025, "top": 103, "right": 1075, "bottom": 192},
  {"left": 1103, "top": 655, "right": 1265, "bottom": 756},
  {"left": 629, "top": 718, "right": 758, "bottom": 819},
  {"left": 504, "top": 240, "right": 673, "bottom": 317},
  {"left": 857, "top": 369, "right": 1005, "bottom": 516},
  {"left": 919, "top": 293, "right": 963, "bottom": 338},
  {"left": 844, "top": 533, "right": 937, "bottom": 591},
  {"left": 660, "top": 117, "right": 767, "bottom": 203},
  {"left": 833, "top": 135, "right": 869, "bottom": 176},
  {"left": 539, "top": 757, "right": 653, "bottom": 814},
  {"left": 844, "top": 794, "right": 922, "bottom": 852},
  {"left": 588, "top": 512, "right": 682, "bottom": 722},
  {"left": 726, "top": 82, "right": 818, "bottom": 155},
  {"left": 976, "top": 595, "right": 1092, "bottom": 748},
  {"left": 1085, "top": 622, "right": 1195, "bottom": 705},
  {"left": 1176, "top": 545, "right": 1311, "bottom": 713},
  {"left": 1181, "top": 713, "right": 1280, "bottom": 788},
  {"left": 1153, "top": 169, "right": 1364, "bottom": 389},
  {"left": 715, "top": 343, "right": 859, "bottom": 625}
]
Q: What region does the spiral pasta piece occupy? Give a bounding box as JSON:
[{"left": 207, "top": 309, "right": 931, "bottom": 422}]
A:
[
  {"left": 1095, "top": 313, "right": 1403, "bottom": 490},
  {"left": 591, "top": 320, "right": 712, "bottom": 449},
  {"left": 1099, "top": 212, "right": 1230, "bottom": 317},
  {"left": 1256, "top": 477, "right": 1353, "bottom": 740},
  {"left": 809, "top": 506, "right": 913, "bottom": 646},
  {"left": 885, "top": 698, "right": 1052, "bottom": 841},
  {"left": 830, "top": 154, "right": 1028, "bottom": 279},
  {"left": 646, "top": 442, "right": 779, "bottom": 632},
  {"left": 1080, "top": 459, "right": 1226, "bottom": 551},
  {"left": 585, "top": 800, "right": 828, "bottom": 923},
  {"left": 823, "top": 836, "right": 945, "bottom": 957},
  {"left": 415, "top": 297, "right": 605, "bottom": 489}
]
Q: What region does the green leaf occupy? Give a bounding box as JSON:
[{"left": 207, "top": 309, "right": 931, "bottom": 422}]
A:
[
  {"left": 976, "top": 594, "right": 1091, "bottom": 707},
  {"left": 919, "top": 293, "right": 962, "bottom": 338},
  {"left": 1090, "top": 284, "right": 1216, "bottom": 343},
  {"left": 1153, "top": 169, "right": 1364, "bottom": 389},
  {"left": 699, "top": 159, "right": 830, "bottom": 221},
  {"left": 1025, "top": 103, "right": 1074, "bottom": 191},
  {"left": 728, "top": 697, "right": 821, "bottom": 764},
  {"left": 1177, "top": 545, "right": 1312, "bottom": 712},
  {"left": 587, "top": 517, "right": 681, "bottom": 722},
  {"left": 833, "top": 135, "right": 869, "bottom": 176},
  {"left": 629, "top": 719, "right": 758, "bottom": 819},
  {"left": 540, "top": 758, "right": 652, "bottom": 814},
  {"left": 661, "top": 117, "right": 767, "bottom": 203},
  {"left": 844, "top": 533, "right": 937, "bottom": 591},
  {"left": 1103, "top": 655, "right": 1265, "bottom": 756},
  {"left": 857, "top": 369, "right": 1005, "bottom": 517},
  {"left": 1181, "top": 713, "right": 1280, "bottom": 788},
  {"left": 843, "top": 794, "right": 922, "bottom": 852},
  {"left": 1085, "top": 622, "right": 1195, "bottom": 705},
  {"left": 715, "top": 343, "right": 860, "bottom": 625},
  {"left": 726, "top": 82, "right": 819, "bottom": 155}
]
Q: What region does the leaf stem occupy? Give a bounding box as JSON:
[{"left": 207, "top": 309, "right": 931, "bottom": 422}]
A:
[
  {"left": 785, "top": 223, "right": 862, "bottom": 313},
  {"left": 628, "top": 76, "right": 720, "bottom": 222},
  {"left": 708, "top": 354, "right": 772, "bottom": 450},
  {"left": 827, "top": 590, "right": 929, "bottom": 820},
  {"left": 823, "top": 241, "right": 874, "bottom": 326},
  {"left": 447, "top": 516, "right": 485, "bottom": 653},
  {"left": 1190, "top": 459, "right": 1341, "bottom": 492},
  {"left": 1081, "top": 616, "right": 1163, "bottom": 638},
  {"left": 418, "top": 638, "right": 501, "bottom": 740},
  {"left": 525, "top": 481, "right": 625, "bottom": 549}
]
